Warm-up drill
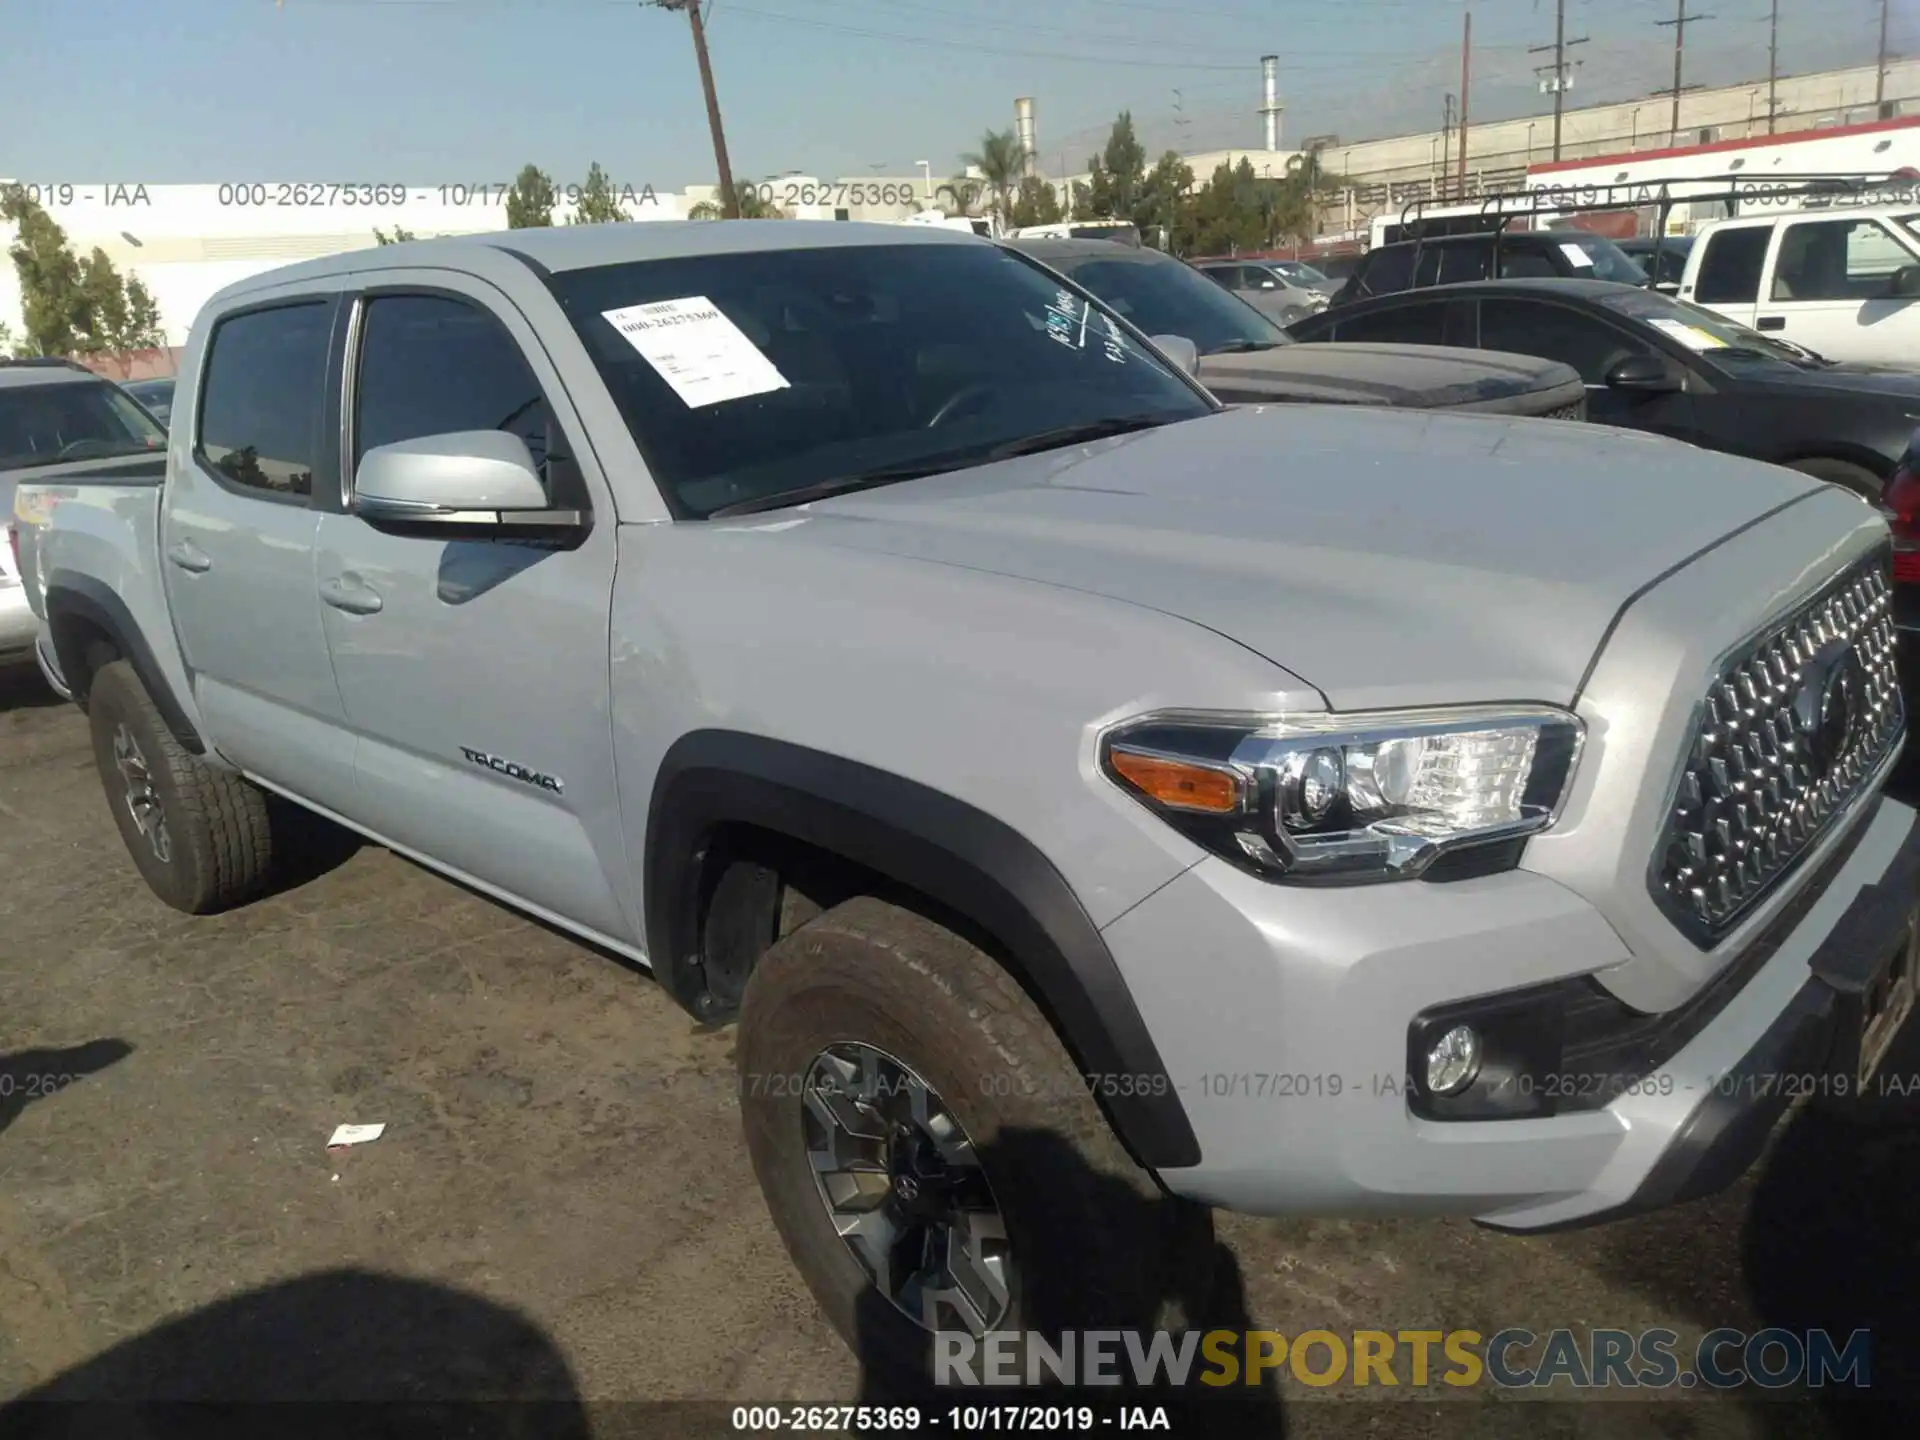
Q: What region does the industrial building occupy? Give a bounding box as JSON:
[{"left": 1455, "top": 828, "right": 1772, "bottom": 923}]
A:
[{"left": 6, "top": 57, "right": 1919, "bottom": 355}]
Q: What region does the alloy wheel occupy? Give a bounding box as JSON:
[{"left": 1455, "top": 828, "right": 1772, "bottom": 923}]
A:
[{"left": 802, "top": 1042, "right": 1012, "bottom": 1336}]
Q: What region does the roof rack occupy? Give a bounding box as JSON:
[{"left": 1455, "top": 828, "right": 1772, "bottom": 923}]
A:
[{"left": 1392, "top": 171, "right": 1917, "bottom": 291}]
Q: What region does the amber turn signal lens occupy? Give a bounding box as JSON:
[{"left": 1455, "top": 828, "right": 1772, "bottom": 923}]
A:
[{"left": 1108, "top": 747, "right": 1242, "bottom": 814}]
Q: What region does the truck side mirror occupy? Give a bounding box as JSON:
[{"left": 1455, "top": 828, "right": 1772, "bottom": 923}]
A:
[
  {"left": 352, "top": 430, "right": 584, "bottom": 540},
  {"left": 1148, "top": 334, "right": 1202, "bottom": 378},
  {"left": 1886, "top": 265, "right": 1920, "bottom": 298},
  {"left": 1604, "top": 354, "right": 1683, "bottom": 393}
]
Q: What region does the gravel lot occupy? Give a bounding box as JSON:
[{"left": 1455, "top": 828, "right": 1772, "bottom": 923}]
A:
[{"left": 3, "top": 665, "right": 1916, "bottom": 1438}]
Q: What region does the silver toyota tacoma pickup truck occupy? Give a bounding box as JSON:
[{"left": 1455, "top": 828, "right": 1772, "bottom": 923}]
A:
[{"left": 10, "top": 221, "right": 1918, "bottom": 1370}]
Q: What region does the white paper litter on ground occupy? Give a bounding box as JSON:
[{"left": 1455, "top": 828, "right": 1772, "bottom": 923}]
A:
[
  {"left": 327, "top": 1122, "right": 386, "bottom": 1149},
  {"left": 601, "top": 296, "right": 790, "bottom": 409}
]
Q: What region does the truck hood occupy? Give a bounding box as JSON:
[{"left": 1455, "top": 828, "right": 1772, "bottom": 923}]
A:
[
  {"left": 1199, "top": 342, "right": 1577, "bottom": 412},
  {"left": 773, "top": 405, "right": 1824, "bottom": 709}
]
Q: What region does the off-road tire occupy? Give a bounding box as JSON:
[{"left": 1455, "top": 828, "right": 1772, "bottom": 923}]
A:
[
  {"left": 737, "top": 895, "right": 1214, "bottom": 1397},
  {"left": 86, "top": 659, "right": 274, "bottom": 914},
  {"left": 1788, "top": 456, "right": 1884, "bottom": 502}
]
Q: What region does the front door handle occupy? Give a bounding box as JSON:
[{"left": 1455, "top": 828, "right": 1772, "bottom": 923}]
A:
[
  {"left": 320, "top": 574, "right": 384, "bottom": 615},
  {"left": 1756, "top": 315, "right": 1786, "bottom": 331},
  {"left": 166, "top": 539, "right": 212, "bottom": 574}
]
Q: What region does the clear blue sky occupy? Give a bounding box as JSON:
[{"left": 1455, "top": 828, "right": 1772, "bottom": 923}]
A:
[{"left": 0, "top": 0, "right": 1907, "bottom": 188}]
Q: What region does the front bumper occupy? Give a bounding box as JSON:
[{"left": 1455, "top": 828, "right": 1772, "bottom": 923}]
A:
[{"left": 1101, "top": 789, "right": 1920, "bottom": 1230}]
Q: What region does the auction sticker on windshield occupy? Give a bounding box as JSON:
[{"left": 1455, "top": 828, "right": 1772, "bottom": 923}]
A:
[
  {"left": 1558, "top": 243, "right": 1596, "bottom": 269},
  {"left": 601, "top": 297, "right": 791, "bottom": 409},
  {"left": 1647, "top": 317, "right": 1729, "bottom": 350}
]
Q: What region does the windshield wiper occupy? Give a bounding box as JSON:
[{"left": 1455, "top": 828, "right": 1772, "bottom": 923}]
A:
[
  {"left": 705, "top": 460, "right": 963, "bottom": 518},
  {"left": 980, "top": 414, "right": 1176, "bottom": 463},
  {"left": 1207, "top": 339, "right": 1289, "bottom": 354}
]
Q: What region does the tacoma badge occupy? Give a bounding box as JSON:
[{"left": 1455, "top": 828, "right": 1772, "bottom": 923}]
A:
[{"left": 459, "top": 747, "right": 565, "bottom": 795}]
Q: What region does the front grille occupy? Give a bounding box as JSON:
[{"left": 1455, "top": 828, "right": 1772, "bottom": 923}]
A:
[
  {"left": 1537, "top": 398, "right": 1587, "bottom": 423},
  {"left": 1651, "top": 550, "right": 1903, "bottom": 947}
]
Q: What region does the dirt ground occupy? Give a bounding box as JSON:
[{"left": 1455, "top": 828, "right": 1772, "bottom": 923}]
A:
[{"left": 3, "top": 665, "right": 1918, "bottom": 1439}]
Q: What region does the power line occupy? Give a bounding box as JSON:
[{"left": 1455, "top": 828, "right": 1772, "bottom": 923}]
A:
[
  {"left": 1655, "top": 1, "right": 1715, "bottom": 145},
  {"left": 1528, "top": 0, "right": 1588, "bottom": 161}
]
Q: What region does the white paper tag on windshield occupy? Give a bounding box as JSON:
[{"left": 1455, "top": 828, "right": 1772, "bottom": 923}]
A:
[
  {"left": 1648, "top": 317, "right": 1728, "bottom": 350},
  {"left": 601, "top": 297, "right": 791, "bottom": 409},
  {"left": 1558, "top": 243, "right": 1595, "bottom": 268}
]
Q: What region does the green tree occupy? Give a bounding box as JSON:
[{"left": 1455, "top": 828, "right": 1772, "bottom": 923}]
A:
[
  {"left": 506, "top": 164, "right": 557, "bottom": 229},
  {"left": 0, "top": 320, "right": 11, "bottom": 356},
  {"left": 373, "top": 226, "right": 417, "bottom": 245},
  {"left": 1084, "top": 112, "right": 1148, "bottom": 223},
  {"left": 962, "top": 127, "right": 1026, "bottom": 230},
  {"left": 2, "top": 185, "right": 86, "bottom": 356},
  {"left": 1140, "top": 151, "right": 1196, "bottom": 249},
  {"left": 71, "top": 248, "right": 165, "bottom": 354},
  {"left": 1008, "top": 176, "right": 1063, "bottom": 229},
  {"left": 687, "top": 183, "right": 787, "bottom": 220},
  {"left": 570, "top": 162, "right": 630, "bottom": 224}
]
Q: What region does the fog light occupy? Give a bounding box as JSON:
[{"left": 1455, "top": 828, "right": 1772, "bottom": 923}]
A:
[{"left": 1425, "top": 1024, "right": 1482, "bottom": 1095}]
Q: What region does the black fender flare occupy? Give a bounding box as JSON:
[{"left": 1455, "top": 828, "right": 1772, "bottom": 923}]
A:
[
  {"left": 644, "top": 730, "right": 1201, "bottom": 1170},
  {"left": 42, "top": 571, "right": 204, "bottom": 754}
]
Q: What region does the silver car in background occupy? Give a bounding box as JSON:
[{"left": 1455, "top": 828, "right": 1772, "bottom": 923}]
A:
[{"left": 1192, "top": 258, "right": 1331, "bottom": 325}]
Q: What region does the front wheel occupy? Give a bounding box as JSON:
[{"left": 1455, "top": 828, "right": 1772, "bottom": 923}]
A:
[{"left": 737, "top": 897, "right": 1213, "bottom": 1395}]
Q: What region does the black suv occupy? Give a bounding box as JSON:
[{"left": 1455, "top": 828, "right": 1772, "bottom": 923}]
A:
[{"left": 1333, "top": 229, "right": 1649, "bottom": 307}]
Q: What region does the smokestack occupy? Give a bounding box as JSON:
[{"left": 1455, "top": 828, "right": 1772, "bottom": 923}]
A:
[
  {"left": 1260, "top": 56, "right": 1283, "bottom": 152},
  {"left": 1015, "top": 97, "right": 1038, "bottom": 177}
]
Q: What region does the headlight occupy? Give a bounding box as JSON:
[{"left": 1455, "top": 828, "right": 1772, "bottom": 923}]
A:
[{"left": 1100, "top": 705, "right": 1585, "bottom": 883}]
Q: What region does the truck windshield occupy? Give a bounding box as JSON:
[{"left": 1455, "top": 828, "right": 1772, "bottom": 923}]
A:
[
  {"left": 1597, "top": 286, "right": 1816, "bottom": 365},
  {"left": 0, "top": 378, "right": 167, "bottom": 471},
  {"left": 550, "top": 242, "right": 1215, "bottom": 518}
]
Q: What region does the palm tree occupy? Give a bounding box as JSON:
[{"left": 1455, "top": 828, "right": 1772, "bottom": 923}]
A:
[
  {"left": 934, "top": 176, "right": 986, "bottom": 220},
  {"left": 687, "top": 183, "right": 788, "bottom": 220},
  {"left": 961, "top": 127, "right": 1026, "bottom": 230}
]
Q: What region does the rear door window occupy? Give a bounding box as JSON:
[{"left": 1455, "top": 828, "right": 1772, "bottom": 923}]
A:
[
  {"left": 196, "top": 301, "right": 334, "bottom": 500},
  {"left": 1693, "top": 226, "right": 1771, "bottom": 303}
]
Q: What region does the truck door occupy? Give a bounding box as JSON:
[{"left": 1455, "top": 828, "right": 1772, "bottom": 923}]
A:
[
  {"left": 162, "top": 292, "right": 356, "bottom": 810},
  {"left": 1754, "top": 214, "right": 1920, "bottom": 363},
  {"left": 1681, "top": 221, "right": 1770, "bottom": 330},
  {"left": 312, "top": 278, "right": 634, "bottom": 945}
]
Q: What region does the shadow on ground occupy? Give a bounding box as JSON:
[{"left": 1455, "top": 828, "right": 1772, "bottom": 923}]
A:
[
  {"left": 0, "top": 1270, "right": 592, "bottom": 1440},
  {"left": 0, "top": 666, "right": 63, "bottom": 714},
  {"left": 849, "top": 1126, "right": 1286, "bottom": 1436},
  {"left": 0, "top": 1041, "right": 132, "bottom": 1140}
]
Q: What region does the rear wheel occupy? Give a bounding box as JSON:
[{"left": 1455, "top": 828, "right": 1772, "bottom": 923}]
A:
[
  {"left": 86, "top": 660, "right": 275, "bottom": 913},
  {"left": 1787, "top": 456, "right": 1884, "bottom": 502},
  {"left": 737, "top": 896, "right": 1214, "bottom": 1395}
]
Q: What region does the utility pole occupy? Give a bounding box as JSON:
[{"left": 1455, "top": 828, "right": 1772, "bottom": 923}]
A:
[
  {"left": 1767, "top": 0, "right": 1779, "bottom": 134},
  {"left": 1441, "top": 94, "right": 1455, "bottom": 197},
  {"left": 1656, "top": 2, "right": 1715, "bottom": 148},
  {"left": 656, "top": 1, "right": 739, "bottom": 219},
  {"left": 1458, "top": 8, "right": 1472, "bottom": 197},
  {"left": 1529, "top": 0, "right": 1588, "bottom": 162},
  {"left": 1877, "top": 0, "right": 1891, "bottom": 110}
]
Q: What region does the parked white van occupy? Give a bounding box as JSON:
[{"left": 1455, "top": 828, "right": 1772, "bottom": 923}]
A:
[{"left": 1678, "top": 205, "right": 1920, "bottom": 364}]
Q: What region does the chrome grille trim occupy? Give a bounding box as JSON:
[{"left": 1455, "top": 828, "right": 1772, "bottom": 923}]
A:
[{"left": 1649, "top": 548, "right": 1904, "bottom": 948}]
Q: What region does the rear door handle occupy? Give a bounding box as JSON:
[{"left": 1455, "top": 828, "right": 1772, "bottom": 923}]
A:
[
  {"left": 166, "top": 539, "right": 212, "bottom": 573},
  {"left": 320, "top": 574, "right": 384, "bottom": 615},
  {"left": 1756, "top": 316, "right": 1786, "bottom": 331}
]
